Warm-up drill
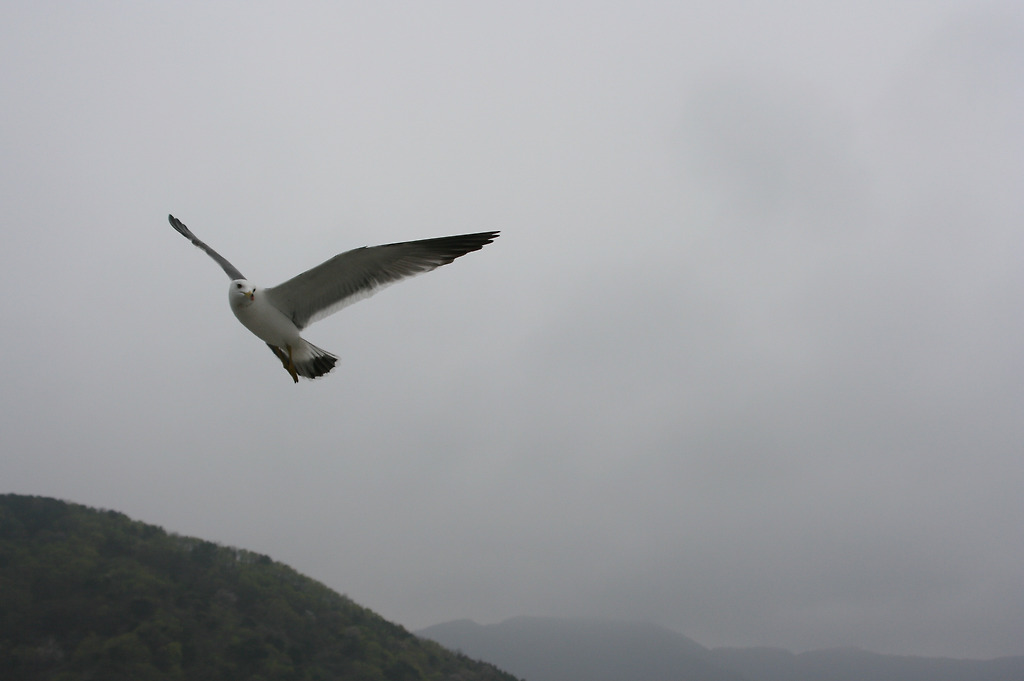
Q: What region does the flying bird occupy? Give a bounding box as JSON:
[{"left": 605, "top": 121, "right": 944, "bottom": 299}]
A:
[{"left": 168, "top": 214, "right": 498, "bottom": 383}]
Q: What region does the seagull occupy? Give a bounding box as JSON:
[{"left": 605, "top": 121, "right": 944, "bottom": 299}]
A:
[{"left": 168, "top": 214, "right": 498, "bottom": 383}]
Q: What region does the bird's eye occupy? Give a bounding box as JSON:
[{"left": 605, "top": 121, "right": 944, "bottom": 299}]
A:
[{"left": 236, "top": 283, "right": 243, "bottom": 288}]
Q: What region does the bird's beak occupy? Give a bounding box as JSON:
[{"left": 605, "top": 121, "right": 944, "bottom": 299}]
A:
[{"left": 247, "top": 289, "right": 255, "bottom": 301}]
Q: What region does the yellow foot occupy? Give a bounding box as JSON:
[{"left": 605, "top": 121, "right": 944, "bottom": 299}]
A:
[
  {"left": 285, "top": 344, "right": 299, "bottom": 383},
  {"left": 267, "top": 344, "right": 299, "bottom": 383}
]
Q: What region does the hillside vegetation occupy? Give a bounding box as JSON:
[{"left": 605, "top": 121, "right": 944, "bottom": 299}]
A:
[{"left": 0, "top": 494, "right": 518, "bottom": 681}]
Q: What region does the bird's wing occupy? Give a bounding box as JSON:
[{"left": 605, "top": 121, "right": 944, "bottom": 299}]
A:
[
  {"left": 264, "top": 231, "right": 499, "bottom": 329},
  {"left": 168, "top": 214, "right": 246, "bottom": 281}
]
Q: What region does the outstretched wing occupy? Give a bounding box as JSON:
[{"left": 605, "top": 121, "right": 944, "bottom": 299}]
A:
[
  {"left": 264, "top": 231, "right": 499, "bottom": 329},
  {"left": 168, "top": 214, "right": 246, "bottom": 281}
]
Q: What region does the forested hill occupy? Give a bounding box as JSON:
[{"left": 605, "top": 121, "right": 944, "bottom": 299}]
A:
[{"left": 0, "top": 494, "right": 519, "bottom": 681}]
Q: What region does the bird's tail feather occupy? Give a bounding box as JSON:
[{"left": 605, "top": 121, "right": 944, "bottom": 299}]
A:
[
  {"left": 266, "top": 340, "right": 338, "bottom": 381},
  {"left": 294, "top": 340, "right": 338, "bottom": 380}
]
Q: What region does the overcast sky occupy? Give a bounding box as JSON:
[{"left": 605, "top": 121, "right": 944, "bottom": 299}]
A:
[{"left": 2, "top": 1, "right": 1022, "bottom": 660}]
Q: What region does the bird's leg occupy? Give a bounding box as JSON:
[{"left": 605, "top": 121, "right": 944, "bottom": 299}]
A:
[
  {"left": 285, "top": 344, "right": 299, "bottom": 383},
  {"left": 267, "top": 343, "right": 289, "bottom": 366},
  {"left": 266, "top": 343, "right": 299, "bottom": 383}
]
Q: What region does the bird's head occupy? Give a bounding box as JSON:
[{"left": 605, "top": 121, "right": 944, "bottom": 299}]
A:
[{"left": 229, "top": 279, "right": 256, "bottom": 307}]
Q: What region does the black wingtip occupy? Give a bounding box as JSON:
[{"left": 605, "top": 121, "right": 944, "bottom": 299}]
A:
[
  {"left": 411, "top": 230, "right": 501, "bottom": 260},
  {"left": 168, "top": 214, "right": 192, "bottom": 239}
]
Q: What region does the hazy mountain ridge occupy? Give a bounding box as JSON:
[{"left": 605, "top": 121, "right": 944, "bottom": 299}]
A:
[
  {"left": 418, "top": 617, "right": 747, "bottom": 681},
  {"left": 418, "top": 617, "right": 1024, "bottom": 681},
  {"left": 709, "top": 645, "right": 1024, "bottom": 681},
  {"left": 0, "top": 494, "right": 520, "bottom": 681}
]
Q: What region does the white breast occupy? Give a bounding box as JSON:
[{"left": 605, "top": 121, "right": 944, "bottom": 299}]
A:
[{"left": 230, "top": 288, "right": 302, "bottom": 347}]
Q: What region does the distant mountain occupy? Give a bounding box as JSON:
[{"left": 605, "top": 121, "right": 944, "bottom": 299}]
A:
[
  {"left": 0, "top": 494, "right": 519, "bottom": 681},
  {"left": 417, "top": 617, "right": 747, "bottom": 681},
  {"left": 418, "top": 617, "right": 1024, "bottom": 681},
  {"left": 709, "top": 646, "right": 1024, "bottom": 681}
]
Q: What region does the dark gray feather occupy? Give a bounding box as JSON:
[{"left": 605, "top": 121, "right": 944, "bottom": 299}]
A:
[
  {"left": 264, "top": 231, "right": 499, "bottom": 329},
  {"left": 168, "top": 214, "right": 246, "bottom": 281}
]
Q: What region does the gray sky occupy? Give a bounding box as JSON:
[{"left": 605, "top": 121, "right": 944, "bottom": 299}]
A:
[{"left": 2, "top": 1, "right": 1022, "bottom": 660}]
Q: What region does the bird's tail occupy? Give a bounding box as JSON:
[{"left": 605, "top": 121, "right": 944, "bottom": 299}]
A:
[
  {"left": 294, "top": 339, "right": 338, "bottom": 380},
  {"left": 266, "top": 340, "right": 338, "bottom": 382}
]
